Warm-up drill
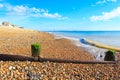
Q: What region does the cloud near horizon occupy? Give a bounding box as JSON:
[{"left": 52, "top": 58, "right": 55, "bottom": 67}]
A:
[
  {"left": 90, "top": 6, "right": 120, "bottom": 21},
  {"left": 96, "top": 0, "right": 117, "bottom": 4},
  {"left": 96, "top": 0, "right": 117, "bottom": 5},
  {"left": 0, "top": 3, "right": 68, "bottom": 20}
]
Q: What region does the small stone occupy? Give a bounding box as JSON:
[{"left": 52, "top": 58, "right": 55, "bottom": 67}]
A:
[
  {"left": 22, "top": 69, "right": 25, "bottom": 72},
  {"left": 40, "top": 74, "right": 44, "bottom": 79},
  {"left": 73, "top": 68, "right": 77, "bottom": 71},
  {"left": 9, "top": 66, "right": 13, "bottom": 70},
  {"left": 16, "top": 66, "right": 20, "bottom": 70},
  {"left": 26, "top": 61, "right": 31, "bottom": 64},
  {"left": 52, "top": 77, "right": 56, "bottom": 80},
  {"left": 25, "top": 66, "right": 28, "bottom": 70},
  {"left": 2, "top": 75, "right": 7, "bottom": 79},
  {"left": 12, "top": 66, "right": 16, "bottom": 70},
  {"left": 100, "top": 55, "right": 102, "bottom": 57},
  {"left": 32, "top": 74, "right": 38, "bottom": 80},
  {"left": 10, "top": 70, "right": 14, "bottom": 77},
  {"left": 27, "top": 71, "right": 32, "bottom": 78}
]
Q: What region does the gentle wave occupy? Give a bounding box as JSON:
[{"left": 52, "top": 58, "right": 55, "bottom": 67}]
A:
[
  {"left": 49, "top": 31, "right": 120, "bottom": 61},
  {"left": 50, "top": 31, "right": 120, "bottom": 47}
]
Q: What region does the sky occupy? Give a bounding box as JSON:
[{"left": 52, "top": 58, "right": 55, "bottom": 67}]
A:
[{"left": 0, "top": 0, "right": 120, "bottom": 31}]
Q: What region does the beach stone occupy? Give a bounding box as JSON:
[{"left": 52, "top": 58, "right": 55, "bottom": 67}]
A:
[
  {"left": 73, "top": 68, "right": 77, "bottom": 71},
  {"left": 26, "top": 61, "right": 31, "bottom": 64},
  {"left": 32, "top": 74, "right": 38, "bottom": 80},
  {"left": 9, "top": 66, "right": 13, "bottom": 70},
  {"left": 16, "top": 66, "right": 21, "bottom": 70},
  {"left": 2, "top": 74, "right": 7, "bottom": 79},
  {"left": 12, "top": 66, "right": 16, "bottom": 70},
  {"left": 39, "top": 74, "right": 44, "bottom": 79},
  {"left": 22, "top": 69, "right": 25, "bottom": 72},
  {"left": 27, "top": 71, "right": 32, "bottom": 79},
  {"left": 52, "top": 77, "right": 56, "bottom": 80},
  {"left": 25, "top": 66, "right": 28, "bottom": 70},
  {"left": 10, "top": 70, "right": 14, "bottom": 78},
  {"left": 100, "top": 55, "right": 103, "bottom": 57}
]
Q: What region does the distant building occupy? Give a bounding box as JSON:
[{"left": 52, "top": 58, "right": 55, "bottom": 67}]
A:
[
  {"left": 12, "top": 24, "right": 17, "bottom": 27},
  {"left": 2, "top": 21, "right": 10, "bottom": 26},
  {"left": 2, "top": 21, "right": 13, "bottom": 27},
  {"left": 0, "top": 22, "right": 2, "bottom": 26}
]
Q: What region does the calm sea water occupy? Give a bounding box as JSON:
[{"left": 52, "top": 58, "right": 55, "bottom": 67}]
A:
[{"left": 50, "top": 31, "right": 120, "bottom": 47}]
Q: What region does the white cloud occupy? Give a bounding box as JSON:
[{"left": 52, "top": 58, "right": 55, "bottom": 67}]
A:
[
  {"left": 0, "top": 3, "right": 3, "bottom": 8},
  {"left": 42, "top": 13, "right": 69, "bottom": 20},
  {"left": 96, "top": 0, "right": 117, "bottom": 4},
  {"left": 3, "top": 4, "right": 68, "bottom": 20},
  {"left": 90, "top": 7, "right": 120, "bottom": 21},
  {"left": 43, "top": 13, "right": 61, "bottom": 18},
  {"left": 6, "top": 5, "right": 27, "bottom": 15},
  {"left": 13, "top": 6, "right": 27, "bottom": 13}
]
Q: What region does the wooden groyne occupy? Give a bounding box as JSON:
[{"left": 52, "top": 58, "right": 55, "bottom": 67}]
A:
[
  {"left": 0, "top": 54, "right": 117, "bottom": 64},
  {"left": 0, "top": 54, "right": 34, "bottom": 61}
]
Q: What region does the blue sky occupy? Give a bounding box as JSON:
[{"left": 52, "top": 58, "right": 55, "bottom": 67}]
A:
[{"left": 0, "top": 0, "right": 120, "bottom": 31}]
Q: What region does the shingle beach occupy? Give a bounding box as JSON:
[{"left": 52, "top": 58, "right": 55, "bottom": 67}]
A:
[{"left": 0, "top": 26, "right": 120, "bottom": 80}]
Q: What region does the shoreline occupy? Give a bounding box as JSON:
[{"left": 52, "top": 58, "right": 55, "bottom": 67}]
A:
[
  {"left": 51, "top": 32, "right": 108, "bottom": 61},
  {"left": 0, "top": 26, "right": 117, "bottom": 61}
]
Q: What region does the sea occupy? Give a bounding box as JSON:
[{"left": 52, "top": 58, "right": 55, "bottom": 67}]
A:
[
  {"left": 50, "top": 31, "right": 120, "bottom": 47},
  {"left": 49, "top": 31, "right": 120, "bottom": 61}
]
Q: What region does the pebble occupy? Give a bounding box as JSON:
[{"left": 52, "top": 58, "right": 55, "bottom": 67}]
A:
[
  {"left": 0, "top": 61, "right": 119, "bottom": 79},
  {"left": 9, "top": 66, "right": 13, "bottom": 70}
]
